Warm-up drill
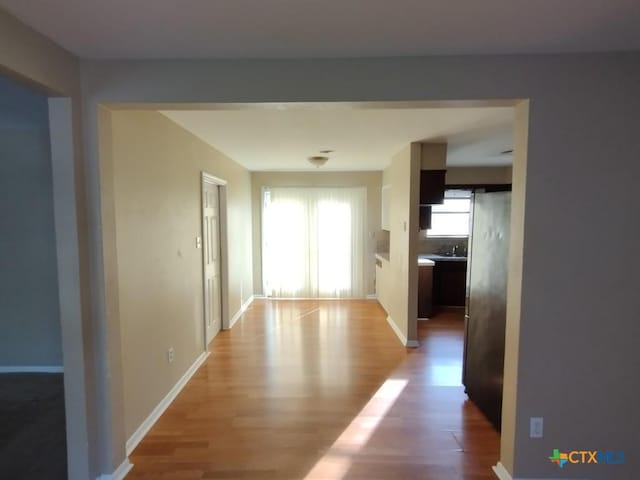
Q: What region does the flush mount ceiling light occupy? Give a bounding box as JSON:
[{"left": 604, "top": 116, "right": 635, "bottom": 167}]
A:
[
  {"left": 308, "top": 155, "right": 329, "bottom": 168},
  {"left": 308, "top": 149, "right": 333, "bottom": 168}
]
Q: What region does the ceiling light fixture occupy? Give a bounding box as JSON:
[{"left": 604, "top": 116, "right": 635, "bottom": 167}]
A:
[{"left": 308, "top": 155, "right": 329, "bottom": 168}]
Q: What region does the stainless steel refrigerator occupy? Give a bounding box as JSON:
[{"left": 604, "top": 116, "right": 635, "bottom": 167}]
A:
[{"left": 462, "top": 191, "right": 511, "bottom": 430}]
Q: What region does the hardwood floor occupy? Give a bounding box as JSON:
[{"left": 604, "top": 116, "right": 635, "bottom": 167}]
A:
[{"left": 127, "top": 300, "right": 499, "bottom": 479}]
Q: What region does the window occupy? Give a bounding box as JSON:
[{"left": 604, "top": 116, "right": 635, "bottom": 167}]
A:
[
  {"left": 262, "top": 187, "right": 366, "bottom": 298},
  {"left": 427, "top": 190, "right": 472, "bottom": 237}
]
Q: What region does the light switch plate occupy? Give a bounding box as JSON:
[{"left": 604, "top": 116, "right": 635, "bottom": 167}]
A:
[{"left": 530, "top": 417, "right": 543, "bottom": 438}]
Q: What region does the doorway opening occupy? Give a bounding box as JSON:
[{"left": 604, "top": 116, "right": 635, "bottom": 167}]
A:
[
  {"left": 0, "top": 74, "right": 67, "bottom": 478},
  {"left": 97, "top": 100, "right": 527, "bottom": 475},
  {"left": 419, "top": 172, "right": 513, "bottom": 431}
]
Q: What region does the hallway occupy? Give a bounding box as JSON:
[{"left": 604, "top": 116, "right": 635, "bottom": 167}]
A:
[{"left": 127, "top": 300, "right": 499, "bottom": 479}]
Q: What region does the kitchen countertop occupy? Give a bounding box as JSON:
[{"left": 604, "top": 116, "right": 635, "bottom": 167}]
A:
[
  {"left": 420, "top": 254, "right": 468, "bottom": 263},
  {"left": 418, "top": 256, "right": 435, "bottom": 266},
  {"left": 378, "top": 253, "right": 463, "bottom": 265}
]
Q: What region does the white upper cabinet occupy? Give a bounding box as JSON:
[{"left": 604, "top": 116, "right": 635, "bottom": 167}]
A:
[{"left": 381, "top": 184, "right": 391, "bottom": 230}]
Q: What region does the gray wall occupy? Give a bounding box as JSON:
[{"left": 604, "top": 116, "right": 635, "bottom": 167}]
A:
[
  {"left": 0, "top": 9, "right": 91, "bottom": 479},
  {"left": 0, "top": 75, "right": 61, "bottom": 367},
  {"left": 80, "top": 53, "right": 640, "bottom": 479}
]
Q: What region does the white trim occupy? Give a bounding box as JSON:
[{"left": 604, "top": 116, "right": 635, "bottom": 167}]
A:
[
  {"left": 126, "top": 351, "right": 209, "bottom": 456},
  {"left": 385, "top": 316, "right": 420, "bottom": 348},
  {"left": 492, "top": 462, "right": 512, "bottom": 480},
  {"left": 386, "top": 315, "right": 406, "bottom": 343},
  {"left": 0, "top": 366, "right": 63, "bottom": 373},
  {"left": 264, "top": 297, "right": 372, "bottom": 300},
  {"left": 417, "top": 317, "right": 431, "bottom": 321},
  {"left": 201, "top": 172, "right": 227, "bottom": 186},
  {"left": 366, "top": 294, "right": 378, "bottom": 299},
  {"left": 491, "top": 462, "right": 572, "bottom": 480},
  {"left": 228, "top": 295, "right": 254, "bottom": 329},
  {"left": 96, "top": 458, "right": 133, "bottom": 480}
]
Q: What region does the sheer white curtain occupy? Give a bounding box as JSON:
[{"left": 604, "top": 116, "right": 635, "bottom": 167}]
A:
[{"left": 262, "top": 187, "right": 366, "bottom": 298}]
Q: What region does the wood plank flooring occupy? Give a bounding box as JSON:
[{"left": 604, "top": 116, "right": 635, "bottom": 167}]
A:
[{"left": 127, "top": 300, "right": 499, "bottom": 479}]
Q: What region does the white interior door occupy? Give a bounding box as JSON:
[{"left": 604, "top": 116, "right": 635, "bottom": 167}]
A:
[{"left": 203, "top": 179, "right": 222, "bottom": 345}]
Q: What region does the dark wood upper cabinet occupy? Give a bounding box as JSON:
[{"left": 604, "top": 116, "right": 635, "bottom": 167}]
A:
[{"left": 420, "top": 169, "right": 446, "bottom": 205}]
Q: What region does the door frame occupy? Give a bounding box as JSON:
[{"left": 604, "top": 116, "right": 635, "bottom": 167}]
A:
[
  {"left": 201, "top": 172, "right": 230, "bottom": 349},
  {"left": 48, "top": 97, "right": 92, "bottom": 478}
]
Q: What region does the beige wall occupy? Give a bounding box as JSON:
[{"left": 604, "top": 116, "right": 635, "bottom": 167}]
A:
[
  {"left": 377, "top": 144, "right": 420, "bottom": 344},
  {"left": 500, "top": 102, "right": 528, "bottom": 473},
  {"left": 104, "top": 110, "right": 252, "bottom": 440},
  {"left": 446, "top": 166, "right": 512, "bottom": 185},
  {"left": 251, "top": 171, "right": 382, "bottom": 296}
]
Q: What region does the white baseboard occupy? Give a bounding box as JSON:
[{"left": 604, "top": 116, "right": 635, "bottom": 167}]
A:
[
  {"left": 126, "top": 351, "right": 209, "bottom": 456},
  {"left": 264, "top": 297, "right": 371, "bottom": 300},
  {"left": 417, "top": 317, "right": 430, "bottom": 321},
  {"left": 493, "top": 462, "right": 512, "bottom": 480},
  {"left": 96, "top": 458, "right": 133, "bottom": 480},
  {"left": 366, "top": 294, "right": 378, "bottom": 299},
  {"left": 492, "top": 462, "right": 570, "bottom": 480},
  {"left": 229, "top": 295, "right": 254, "bottom": 329},
  {"left": 0, "top": 366, "right": 63, "bottom": 373},
  {"left": 385, "top": 316, "right": 420, "bottom": 348}
]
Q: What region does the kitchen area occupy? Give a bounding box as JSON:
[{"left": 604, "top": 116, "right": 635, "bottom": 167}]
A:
[
  {"left": 418, "top": 238, "right": 468, "bottom": 319},
  {"left": 416, "top": 149, "right": 473, "bottom": 320},
  {"left": 375, "top": 140, "right": 513, "bottom": 430}
]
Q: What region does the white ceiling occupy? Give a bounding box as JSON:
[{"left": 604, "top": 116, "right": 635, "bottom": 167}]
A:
[
  {"left": 1, "top": 0, "right": 639, "bottom": 59},
  {"left": 161, "top": 105, "right": 514, "bottom": 171}
]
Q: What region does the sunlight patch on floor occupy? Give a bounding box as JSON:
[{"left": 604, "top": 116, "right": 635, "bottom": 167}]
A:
[
  {"left": 303, "top": 378, "right": 408, "bottom": 479},
  {"left": 424, "top": 363, "right": 463, "bottom": 386}
]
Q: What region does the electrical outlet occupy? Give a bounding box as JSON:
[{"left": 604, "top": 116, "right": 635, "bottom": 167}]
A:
[
  {"left": 530, "top": 417, "right": 544, "bottom": 438},
  {"left": 167, "top": 347, "right": 175, "bottom": 364},
  {"left": 196, "top": 236, "right": 202, "bottom": 249}
]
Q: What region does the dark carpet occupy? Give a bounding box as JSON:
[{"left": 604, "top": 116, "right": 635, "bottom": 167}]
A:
[{"left": 0, "top": 373, "right": 67, "bottom": 480}]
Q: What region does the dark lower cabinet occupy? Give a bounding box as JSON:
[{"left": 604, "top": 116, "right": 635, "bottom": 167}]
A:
[
  {"left": 418, "top": 265, "right": 433, "bottom": 318},
  {"left": 433, "top": 260, "right": 467, "bottom": 307}
]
